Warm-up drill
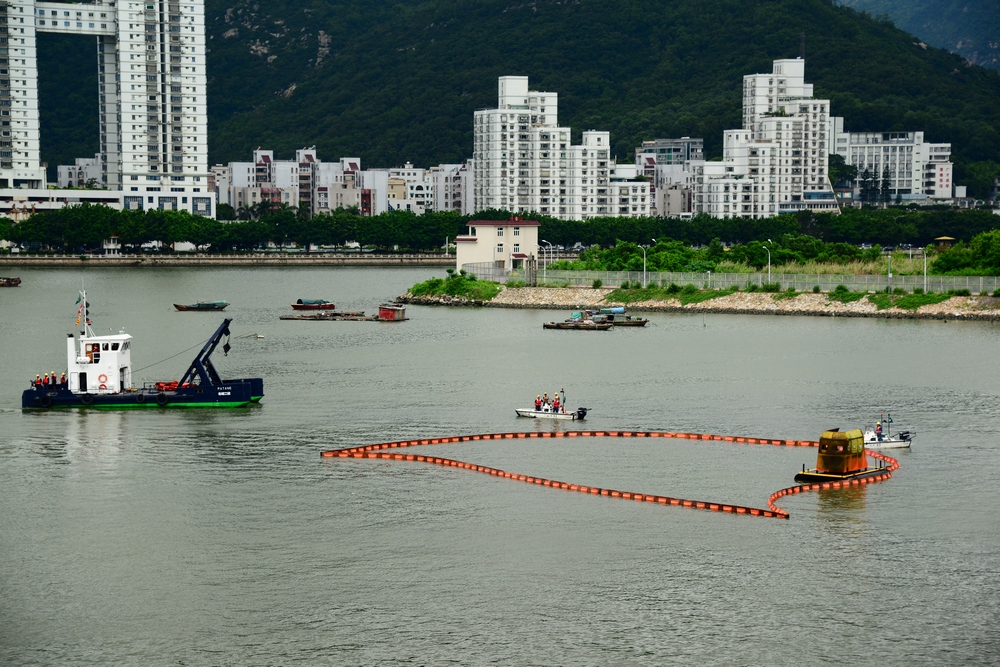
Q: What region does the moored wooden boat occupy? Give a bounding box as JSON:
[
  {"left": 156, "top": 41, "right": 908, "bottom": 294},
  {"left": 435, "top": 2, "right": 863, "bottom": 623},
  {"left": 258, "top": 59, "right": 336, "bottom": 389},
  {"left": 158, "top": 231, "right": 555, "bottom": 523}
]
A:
[
  {"left": 0, "top": 276, "right": 21, "bottom": 287},
  {"left": 291, "top": 299, "right": 336, "bottom": 310},
  {"left": 280, "top": 311, "right": 367, "bottom": 320},
  {"left": 542, "top": 321, "right": 612, "bottom": 330},
  {"left": 174, "top": 301, "right": 228, "bottom": 311}
]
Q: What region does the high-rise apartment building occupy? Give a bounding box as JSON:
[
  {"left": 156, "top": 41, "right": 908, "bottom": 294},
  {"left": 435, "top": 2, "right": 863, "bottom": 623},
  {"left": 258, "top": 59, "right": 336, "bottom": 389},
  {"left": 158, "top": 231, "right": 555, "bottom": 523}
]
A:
[
  {"left": 0, "top": 0, "right": 212, "bottom": 216},
  {"left": 693, "top": 58, "right": 838, "bottom": 218},
  {"left": 473, "top": 76, "right": 648, "bottom": 220},
  {"left": 829, "top": 117, "right": 954, "bottom": 201}
]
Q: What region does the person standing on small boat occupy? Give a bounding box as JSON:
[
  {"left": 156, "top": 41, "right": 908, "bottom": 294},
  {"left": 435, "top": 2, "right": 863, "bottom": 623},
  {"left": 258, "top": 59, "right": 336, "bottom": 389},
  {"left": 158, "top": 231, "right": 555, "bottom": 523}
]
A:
[
  {"left": 542, "top": 393, "right": 549, "bottom": 410},
  {"left": 553, "top": 392, "right": 560, "bottom": 414},
  {"left": 875, "top": 422, "right": 883, "bottom": 441},
  {"left": 535, "top": 395, "right": 542, "bottom": 411}
]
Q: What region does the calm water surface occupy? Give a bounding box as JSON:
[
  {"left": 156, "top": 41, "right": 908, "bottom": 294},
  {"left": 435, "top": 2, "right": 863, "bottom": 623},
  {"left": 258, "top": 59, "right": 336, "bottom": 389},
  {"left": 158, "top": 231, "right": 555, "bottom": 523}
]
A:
[{"left": 1, "top": 267, "right": 998, "bottom": 665}]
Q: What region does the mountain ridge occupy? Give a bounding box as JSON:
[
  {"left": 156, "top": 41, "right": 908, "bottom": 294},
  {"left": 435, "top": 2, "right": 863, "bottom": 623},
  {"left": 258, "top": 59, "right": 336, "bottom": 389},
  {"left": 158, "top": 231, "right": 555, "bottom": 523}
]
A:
[{"left": 35, "top": 0, "right": 1000, "bottom": 183}]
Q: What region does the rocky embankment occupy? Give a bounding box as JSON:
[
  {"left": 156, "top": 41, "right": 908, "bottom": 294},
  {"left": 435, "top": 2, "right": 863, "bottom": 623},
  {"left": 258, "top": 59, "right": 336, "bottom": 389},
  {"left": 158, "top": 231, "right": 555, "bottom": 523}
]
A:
[{"left": 397, "top": 287, "right": 1000, "bottom": 320}]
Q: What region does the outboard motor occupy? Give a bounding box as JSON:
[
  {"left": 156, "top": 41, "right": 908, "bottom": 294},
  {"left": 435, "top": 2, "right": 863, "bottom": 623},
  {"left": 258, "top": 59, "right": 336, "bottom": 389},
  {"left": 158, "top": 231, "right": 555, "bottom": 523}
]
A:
[
  {"left": 576, "top": 407, "right": 589, "bottom": 420},
  {"left": 897, "top": 430, "right": 911, "bottom": 441}
]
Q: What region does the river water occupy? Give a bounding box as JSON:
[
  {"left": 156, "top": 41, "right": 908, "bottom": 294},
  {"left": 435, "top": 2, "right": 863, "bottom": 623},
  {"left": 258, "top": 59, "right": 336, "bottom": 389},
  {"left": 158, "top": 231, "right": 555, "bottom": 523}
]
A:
[{"left": 1, "top": 267, "right": 998, "bottom": 665}]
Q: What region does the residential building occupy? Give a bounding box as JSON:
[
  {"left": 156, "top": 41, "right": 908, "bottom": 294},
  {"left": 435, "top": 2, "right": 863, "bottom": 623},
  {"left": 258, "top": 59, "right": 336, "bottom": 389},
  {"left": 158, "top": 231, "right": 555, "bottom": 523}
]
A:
[
  {"left": 829, "top": 118, "right": 955, "bottom": 202},
  {"left": 473, "top": 76, "right": 648, "bottom": 220},
  {"left": 455, "top": 218, "right": 539, "bottom": 272},
  {"left": 428, "top": 162, "right": 472, "bottom": 214},
  {"left": 3, "top": 0, "right": 212, "bottom": 216},
  {"left": 693, "top": 58, "right": 839, "bottom": 218},
  {"left": 635, "top": 138, "right": 703, "bottom": 175},
  {"left": 57, "top": 154, "right": 104, "bottom": 188}
]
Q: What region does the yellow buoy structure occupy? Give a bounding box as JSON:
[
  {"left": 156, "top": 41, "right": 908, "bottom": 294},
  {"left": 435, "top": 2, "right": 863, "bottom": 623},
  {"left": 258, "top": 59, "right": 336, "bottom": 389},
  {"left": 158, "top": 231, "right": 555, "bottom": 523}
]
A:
[{"left": 794, "top": 428, "right": 886, "bottom": 483}]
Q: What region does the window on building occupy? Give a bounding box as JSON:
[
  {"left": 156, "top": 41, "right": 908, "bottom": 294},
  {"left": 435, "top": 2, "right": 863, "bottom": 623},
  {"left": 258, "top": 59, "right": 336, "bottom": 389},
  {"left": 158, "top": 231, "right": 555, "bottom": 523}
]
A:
[{"left": 497, "top": 243, "right": 503, "bottom": 254}]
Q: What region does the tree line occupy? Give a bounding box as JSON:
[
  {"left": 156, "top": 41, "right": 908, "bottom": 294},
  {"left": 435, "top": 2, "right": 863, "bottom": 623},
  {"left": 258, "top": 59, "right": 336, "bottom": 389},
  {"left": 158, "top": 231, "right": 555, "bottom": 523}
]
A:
[{"left": 1, "top": 203, "right": 998, "bottom": 253}]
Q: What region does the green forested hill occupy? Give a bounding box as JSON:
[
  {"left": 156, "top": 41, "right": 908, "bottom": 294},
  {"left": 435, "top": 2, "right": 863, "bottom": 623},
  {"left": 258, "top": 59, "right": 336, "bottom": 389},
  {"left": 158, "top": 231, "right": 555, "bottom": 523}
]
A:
[
  {"left": 838, "top": 0, "right": 1000, "bottom": 70},
  {"left": 36, "top": 0, "right": 1000, "bottom": 181}
]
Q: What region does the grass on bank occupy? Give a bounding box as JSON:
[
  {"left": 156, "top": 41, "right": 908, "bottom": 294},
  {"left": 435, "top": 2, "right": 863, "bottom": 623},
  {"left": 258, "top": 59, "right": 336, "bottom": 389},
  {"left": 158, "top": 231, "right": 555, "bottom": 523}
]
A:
[
  {"left": 867, "top": 292, "right": 955, "bottom": 311},
  {"left": 409, "top": 269, "right": 502, "bottom": 301},
  {"left": 607, "top": 284, "right": 737, "bottom": 306}
]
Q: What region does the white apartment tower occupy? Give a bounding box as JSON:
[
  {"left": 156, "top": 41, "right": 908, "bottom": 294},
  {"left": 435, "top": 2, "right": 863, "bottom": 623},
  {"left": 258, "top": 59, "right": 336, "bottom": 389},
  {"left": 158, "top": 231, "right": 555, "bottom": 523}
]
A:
[
  {"left": 694, "top": 58, "right": 839, "bottom": 218},
  {"left": 473, "top": 76, "right": 648, "bottom": 220},
  {"left": 0, "top": 0, "right": 212, "bottom": 216}
]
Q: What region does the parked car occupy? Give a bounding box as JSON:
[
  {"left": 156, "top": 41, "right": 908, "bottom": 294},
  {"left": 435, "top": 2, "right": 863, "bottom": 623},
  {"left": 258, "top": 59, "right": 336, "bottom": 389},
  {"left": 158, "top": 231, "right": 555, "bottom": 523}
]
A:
[{"left": 882, "top": 246, "right": 894, "bottom": 252}]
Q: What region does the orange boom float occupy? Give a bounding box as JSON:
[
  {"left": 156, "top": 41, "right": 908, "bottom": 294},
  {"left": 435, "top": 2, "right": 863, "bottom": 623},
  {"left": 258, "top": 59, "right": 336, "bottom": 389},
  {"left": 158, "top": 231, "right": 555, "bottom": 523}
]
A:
[{"left": 794, "top": 428, "right": 887, "bottom": 483}]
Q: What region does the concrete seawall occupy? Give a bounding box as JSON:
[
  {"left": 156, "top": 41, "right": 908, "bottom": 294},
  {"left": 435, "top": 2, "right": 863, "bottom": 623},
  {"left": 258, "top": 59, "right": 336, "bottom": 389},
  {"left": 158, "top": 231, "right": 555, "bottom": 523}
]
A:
[
  {"left": 398, "top": 287, "right": 1000, "bottom": 321},
  {"left": 0, "top": 254, "right": 453, "bottom": 268}
]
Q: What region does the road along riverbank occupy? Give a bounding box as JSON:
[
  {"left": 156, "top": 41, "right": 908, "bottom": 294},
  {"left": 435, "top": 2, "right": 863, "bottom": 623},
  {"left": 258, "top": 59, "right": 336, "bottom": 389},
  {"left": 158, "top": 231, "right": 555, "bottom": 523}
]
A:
[
  {"left": 0, "top": 253, "right": 452, "bottom": 267},
  {"left": 398, "top": 286, "right": 1000, "bottom": 320}
]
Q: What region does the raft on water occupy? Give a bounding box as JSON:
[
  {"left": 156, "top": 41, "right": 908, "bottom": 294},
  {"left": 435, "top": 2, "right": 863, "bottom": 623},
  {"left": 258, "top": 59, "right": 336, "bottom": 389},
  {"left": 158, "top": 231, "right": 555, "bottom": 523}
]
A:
[{"left": 794, "top": 428, "right": 887, "bottom": 483}]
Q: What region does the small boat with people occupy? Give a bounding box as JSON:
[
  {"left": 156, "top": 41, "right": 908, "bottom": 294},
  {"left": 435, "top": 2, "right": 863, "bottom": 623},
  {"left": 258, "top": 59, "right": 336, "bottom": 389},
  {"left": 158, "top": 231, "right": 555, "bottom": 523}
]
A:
[
  {"left": 515, "top": 390, "right": 589, "bottom": 420},
  {"left": 22, "top": 291, "right": 262, "bottom": 409},
  {"left": 0, "top": 276, "right": 21, "bottom": 287},
  {"left": 174, "top": 300, "right": 228, "bottom": 312},
  {"left": 291, "top": 299, "right": 337, "bottom": 310},
  {"left": 863, "top": 413, "right": 914, "bottom": 449}
]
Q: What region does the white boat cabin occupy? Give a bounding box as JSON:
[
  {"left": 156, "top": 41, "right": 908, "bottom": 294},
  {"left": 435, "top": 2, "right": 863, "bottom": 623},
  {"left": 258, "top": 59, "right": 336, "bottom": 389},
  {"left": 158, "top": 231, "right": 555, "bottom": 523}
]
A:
[{"left": 66, "top": 330, "right": 133, "bottom": 394}]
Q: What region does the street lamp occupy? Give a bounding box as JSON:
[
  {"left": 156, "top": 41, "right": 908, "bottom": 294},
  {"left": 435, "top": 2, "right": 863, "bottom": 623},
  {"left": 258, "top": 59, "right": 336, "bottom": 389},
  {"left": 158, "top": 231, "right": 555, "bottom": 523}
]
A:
[
  {"left": 541, "top": 239, "right": 553, "bottom": 284},
  {"left": 641, "top": 244, "right": 648, "bottom": 288},
  {"left": 764, "top": 239, "right": 772, "bottom": 283},
  {"left": 922, "top": 247, "right": 927, "bottom": 293}
]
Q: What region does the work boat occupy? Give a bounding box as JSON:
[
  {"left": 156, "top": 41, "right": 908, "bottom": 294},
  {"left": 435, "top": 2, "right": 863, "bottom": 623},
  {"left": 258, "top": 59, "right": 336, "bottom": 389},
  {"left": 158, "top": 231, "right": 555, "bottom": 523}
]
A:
[
  {"left": 515, "top": 406, "right": 589, "bottom": 420},
  {"left": 862, "top": 413, "right": 914, "bottom": 449},
  {"left": 863, "top": 426, "right": 914, "bottom": 449},
  {"left": 22, "top": 296, "right": 262, "bottom": 409}
]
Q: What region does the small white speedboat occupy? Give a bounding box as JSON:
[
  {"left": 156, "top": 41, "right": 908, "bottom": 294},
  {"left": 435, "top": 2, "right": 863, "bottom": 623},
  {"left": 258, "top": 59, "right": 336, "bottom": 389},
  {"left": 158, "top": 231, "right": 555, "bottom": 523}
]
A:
[
  {"left": 863, "top": 427, "right": 915, "bottom": 449},
  {"left": 515, "top": 406, "right": 589, "bottom": 420}
]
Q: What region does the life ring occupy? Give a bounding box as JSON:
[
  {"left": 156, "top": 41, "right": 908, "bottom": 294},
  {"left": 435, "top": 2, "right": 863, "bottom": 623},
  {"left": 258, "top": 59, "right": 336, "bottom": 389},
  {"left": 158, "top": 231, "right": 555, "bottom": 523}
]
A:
[
  {"left": 156, "top": 392, "right": 168, "bottom": 406},
  {"left": 135, "top": 392, "right": 146, "bottom": 404},
  {"left": 97, "top": 374, "right": 108, "bottom": 383},
  {"left": 39, "top": 395, "right": 52, "bottom": 408},
  {"left": 81, "top": 394, "right": 94, "bottom": 405},
  {"left": 99, "top": 383, "right": 107, "bottom": 390}
]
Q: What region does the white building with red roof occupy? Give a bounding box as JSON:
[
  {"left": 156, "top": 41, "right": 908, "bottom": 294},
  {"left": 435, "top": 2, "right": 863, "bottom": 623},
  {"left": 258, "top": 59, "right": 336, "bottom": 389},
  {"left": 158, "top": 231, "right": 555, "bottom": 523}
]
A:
[{"left": 455, "top": 218, "right": 539, "bottom": 272}]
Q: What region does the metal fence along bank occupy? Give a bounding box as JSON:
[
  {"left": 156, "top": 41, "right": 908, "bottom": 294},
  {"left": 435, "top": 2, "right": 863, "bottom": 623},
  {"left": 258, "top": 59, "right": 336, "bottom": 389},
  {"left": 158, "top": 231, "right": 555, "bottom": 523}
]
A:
[{"left": 461, "top": 262, "right": 1000, "bottom": 294}]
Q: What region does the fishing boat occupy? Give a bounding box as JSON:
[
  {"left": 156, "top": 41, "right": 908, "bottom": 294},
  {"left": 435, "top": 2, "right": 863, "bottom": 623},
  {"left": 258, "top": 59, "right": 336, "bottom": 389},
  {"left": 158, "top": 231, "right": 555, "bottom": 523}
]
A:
[
  {"left": 585, "top": 308, "right": 648, "bottom": 327},
  {"left": 280, "top": 311, "right": 366, "bottom": 321},
  {"left": 22, "top": 293, "right": 262, "bottom": 409},
  {"left": 291, "top": 299, "right": 336, "bottom": 310},
  {"left": 863, "top": 414, "right": 914, "bottom": 449},
  {"left": 515, "top": 406, "right": 589, "bottom": 420},
  {"left": 174, "top": 301, "right": 228, "bottom": 311},
  {"left": 0, "top": 276, "right": 21, "bottom": 287},
  {"left": 543, "top": 320, "right": 612, "bottom": 331},
  {"left": 543, "top": 311, "right": 612, "bottom": 330}
]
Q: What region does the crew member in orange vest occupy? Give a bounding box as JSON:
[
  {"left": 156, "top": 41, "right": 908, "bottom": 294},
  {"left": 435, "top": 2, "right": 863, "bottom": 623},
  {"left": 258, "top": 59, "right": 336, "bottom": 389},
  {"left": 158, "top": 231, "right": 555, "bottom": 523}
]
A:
[
  {"left": 60, "top": 372, "right": 67, "bottom": 388},
  {"left": 35, "top": 374, "right": 42, "bottom": 389},
  {"left": 535, "top": 395, "right": 542, "bottom": 411},
  {"left": 553, "top": 392, "right": 560, "bottom": 413}
]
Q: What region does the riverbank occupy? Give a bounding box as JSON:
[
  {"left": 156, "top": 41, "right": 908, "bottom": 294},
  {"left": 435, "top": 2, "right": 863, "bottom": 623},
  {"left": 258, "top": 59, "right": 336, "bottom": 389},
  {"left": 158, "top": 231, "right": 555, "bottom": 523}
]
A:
[
  {"left": 0, "top": 253, "right": 452, "bottom": 267},
  {"left": 399, "top": 286, "right": 1000, "bottom": 320}
]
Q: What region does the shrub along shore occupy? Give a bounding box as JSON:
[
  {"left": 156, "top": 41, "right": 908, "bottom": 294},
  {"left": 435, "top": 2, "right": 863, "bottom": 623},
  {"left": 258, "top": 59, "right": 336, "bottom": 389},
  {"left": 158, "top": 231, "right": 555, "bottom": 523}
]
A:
[{"left": 400, "top": 278, "right": 1000, "bottom": 321}]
